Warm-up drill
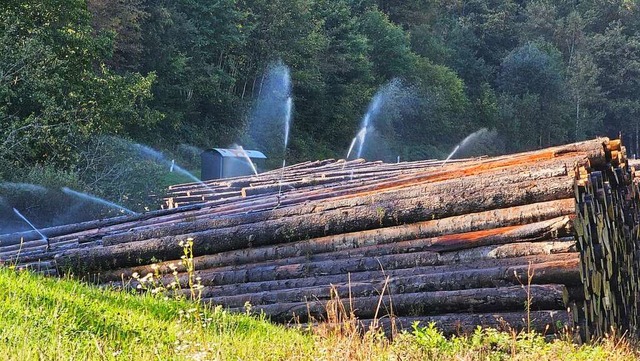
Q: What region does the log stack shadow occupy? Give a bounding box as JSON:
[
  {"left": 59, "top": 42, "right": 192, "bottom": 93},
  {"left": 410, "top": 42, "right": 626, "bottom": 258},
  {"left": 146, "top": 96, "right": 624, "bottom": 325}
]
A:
[{"left": 1, "top": 137, "right": 638, "bottom": 339}]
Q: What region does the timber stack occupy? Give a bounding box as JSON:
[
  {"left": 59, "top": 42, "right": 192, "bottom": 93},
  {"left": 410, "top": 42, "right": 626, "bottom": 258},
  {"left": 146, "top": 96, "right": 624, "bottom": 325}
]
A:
[
  {"left": 0, "top": 137, "right": 636, "bottom": 338},
  {"left": 574, "top": 140, "right": 640, "bottom": 340}
]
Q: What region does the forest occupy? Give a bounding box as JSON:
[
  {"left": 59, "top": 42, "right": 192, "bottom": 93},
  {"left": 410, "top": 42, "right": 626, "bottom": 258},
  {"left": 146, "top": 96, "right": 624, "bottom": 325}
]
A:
[{"left": 1, "top": 0, "right": 640, "bottom": 230}]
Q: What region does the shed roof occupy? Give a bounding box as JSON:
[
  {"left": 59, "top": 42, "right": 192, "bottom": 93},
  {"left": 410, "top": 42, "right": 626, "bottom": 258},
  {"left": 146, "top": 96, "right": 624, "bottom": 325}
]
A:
[{"left": 206, "top": 148, "right": 266, "bottom": 159}]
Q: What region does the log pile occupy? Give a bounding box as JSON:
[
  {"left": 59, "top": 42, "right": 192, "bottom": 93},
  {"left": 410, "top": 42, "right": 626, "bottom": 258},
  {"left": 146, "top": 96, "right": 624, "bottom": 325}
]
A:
[
  {"left": 162, "top": 158, "right": 474, "bottom": 209},
  {"left": 573, "top": 142, "right": 640, "bottom": 340},
  {"left": 1, "top": 137, "right": 636, "bottom": 337}
]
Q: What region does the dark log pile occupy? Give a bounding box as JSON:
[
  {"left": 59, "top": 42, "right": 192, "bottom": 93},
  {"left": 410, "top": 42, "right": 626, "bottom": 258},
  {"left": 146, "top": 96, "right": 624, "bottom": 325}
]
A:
[
  {"left": 1, "top": 137, "right": 636, "bottom": 338},
  {"left": 573, "top": 143, "right": 640, "bottom": 340}
]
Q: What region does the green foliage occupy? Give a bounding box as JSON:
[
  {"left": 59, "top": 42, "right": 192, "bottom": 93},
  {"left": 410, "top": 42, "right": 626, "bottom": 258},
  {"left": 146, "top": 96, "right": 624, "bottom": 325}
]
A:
[
  {"left": 359, "top": 9, "right": 419, "bottom": 80},
  {"left": 589, "top": 20, "right": 640, "bottom": 152},
  {"left": 75, "top": 136, "right": 168, "bottom": 212},
  {"left": 497, "top": 42, "right": 571, "bottom": 150},
  {"left": 0, "top": 0, "right": 157, "bottom": 169},
  {"left": 138, "top": 0, "right": 246, "bottom": 146},
  {"left": 403, "top": 321, "right": 640, "bottom": 361},
  {"left": 3, "top": 0, "right": 640, "bottom": 214},
  {"left": 0, "top": 267, "right": 638, "bottom": 360},
  {"left": 498, "top": 43, "right": 564, "bottom": 98}
]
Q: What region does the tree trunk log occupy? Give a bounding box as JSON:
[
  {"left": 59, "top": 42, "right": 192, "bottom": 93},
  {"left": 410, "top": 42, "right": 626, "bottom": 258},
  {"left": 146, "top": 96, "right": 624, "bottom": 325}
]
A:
[
  {"left": 573, "top": 146, "right": 640, "bottom": 340},
  {"left": 52, "top": 174, "right": 575, "bottom": 274},
  {"left": 200, "top": 258, "right": 580, "bottom": 308},
  {"left": 110, "top": 252, "right": 576, "bottom": 297},
  {"left": 227, "top": 284, "right": 568, "bottom": 323},
  {"left": 368, "top": 310, "right": 572, "bottom": 336},
  {"left": 94, "top": 199, "right": 574, "bottom": 282}
]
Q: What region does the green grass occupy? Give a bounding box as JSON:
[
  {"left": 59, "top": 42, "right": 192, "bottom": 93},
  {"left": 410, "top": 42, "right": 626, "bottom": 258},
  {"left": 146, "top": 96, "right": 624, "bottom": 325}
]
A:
[
  {"left": 0, "top": 268, "right": 313, "bottom": 360},
  {"left": 161, "top": 168, "right": 201, "bottom": 188},
  {"left": 0, "top": 267, "right": 638, "bottom": 360}
]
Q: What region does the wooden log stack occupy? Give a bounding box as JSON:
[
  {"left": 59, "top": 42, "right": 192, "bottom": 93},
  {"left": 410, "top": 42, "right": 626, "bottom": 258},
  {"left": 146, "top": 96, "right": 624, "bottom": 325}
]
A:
[
  {"left": 2, "top": 137, "right": 637, "bottom": 338},
  {"left": 573, "top": 141, "right": 640, "bottom": 340}
]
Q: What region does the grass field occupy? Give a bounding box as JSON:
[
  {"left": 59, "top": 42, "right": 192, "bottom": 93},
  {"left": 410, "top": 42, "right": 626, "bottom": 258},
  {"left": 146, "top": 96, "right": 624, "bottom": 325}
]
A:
[{"left": 0, "top": 267, "right": 638, "bottom": 360}]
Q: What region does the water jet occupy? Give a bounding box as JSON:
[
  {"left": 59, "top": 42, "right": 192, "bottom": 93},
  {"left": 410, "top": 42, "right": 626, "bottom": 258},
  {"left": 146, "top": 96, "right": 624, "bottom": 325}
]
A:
[{"left": 62, "top": 187, "right": 138, "bottom": 216}]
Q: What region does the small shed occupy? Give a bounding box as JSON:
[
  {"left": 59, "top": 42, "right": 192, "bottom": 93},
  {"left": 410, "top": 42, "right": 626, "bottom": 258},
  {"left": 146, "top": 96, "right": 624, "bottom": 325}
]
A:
[{"left": 201, "top": 148, "right": 267, "bottom": 181}]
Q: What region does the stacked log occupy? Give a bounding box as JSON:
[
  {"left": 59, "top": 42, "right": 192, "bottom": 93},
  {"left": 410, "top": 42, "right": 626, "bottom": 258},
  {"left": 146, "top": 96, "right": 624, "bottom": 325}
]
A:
[
  {"left": 1, "top": 138, "right": 631, "bottom": 336},
  {"left": 573, "top": 141, "right": 640, "bottom": 340},
  {"left": 162, "top": 157, "right": 475, "bottom": 209}
]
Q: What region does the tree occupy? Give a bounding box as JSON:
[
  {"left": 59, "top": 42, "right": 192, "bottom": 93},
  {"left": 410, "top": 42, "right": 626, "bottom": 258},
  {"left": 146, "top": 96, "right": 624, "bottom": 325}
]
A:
[
  {"left": 359, "top": 9, "right": 420, "bottom": 80},
  {"left": 589, "top": 21, "right": 640, "bottom": 155},
  {"left": 497, "top": 43, "right": 571, "bottom": 149},
  {"left": 567, "top": 51, "right": 603, "bottom": 141},
  {"left": 87, "top": 0, "right": 148, "bottom": 71},
  {"left": 302, "top": 0, "right": 375, "bottom": 156},
  {"left": 521, "top": 0, "right": 559, "bottom": 44},
  {"left": 137, "top": 0, "right": 246, "bottom": 147},
  {"left": 0, "top": 0, "right": 157, "bottom": 172}
]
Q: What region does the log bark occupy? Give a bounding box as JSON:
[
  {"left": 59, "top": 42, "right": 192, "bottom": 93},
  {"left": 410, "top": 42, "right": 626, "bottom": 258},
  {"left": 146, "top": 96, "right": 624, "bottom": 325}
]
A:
[
  {"left": 163, "top": 142, "right": 589, "bottom": 231},
  {"left": 227, "top": 284, "right": 569, "bottom": 323},
  {"left": 113, "top": 252, "right": 576, "bottom": 297},
  {"left": 52, "top": 174, "right": 575, "bottom": 275},
  {"left": 14, "top": 145, "right": 581, "bottom": 250},
  {"left": 2, "top": 138, "right": 607, "bottom": 249},
  {"left": 157, "top": 159, "right": 576, "bottom": 239},
  {"left": 91, "top": 220, "right": 572, "bottom": 287},
  {"left": 573, "top": 142, "right": 640, "bottom": 341},
  {"left": 199, "top": 258, "right": 580, "bottom": 308},
  {"left": 166, "top": 138, "right": 606, "bottom": 210},
  {"left": 104, "top": 195, "right": 574, "bottom": 250},
  {"left": 94, "top": 200, "right": 574, "bottom": 282},
  {"left": 304, "top": 310, "right": 572, "bottom": 337},
  {"left": 158, "top": 217, "right": 572, "bottom": 285},
  {"left": 100, "top": 240, "right": 576, "bottom": 291},
  {"left": 369, "top": 310, "right": 572, "bottom": 336}
]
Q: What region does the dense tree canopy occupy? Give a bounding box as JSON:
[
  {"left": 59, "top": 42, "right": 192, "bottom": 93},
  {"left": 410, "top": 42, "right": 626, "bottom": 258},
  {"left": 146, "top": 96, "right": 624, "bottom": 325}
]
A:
[{"left": 2, "top": 0, "right": 640, "bottom": 228}]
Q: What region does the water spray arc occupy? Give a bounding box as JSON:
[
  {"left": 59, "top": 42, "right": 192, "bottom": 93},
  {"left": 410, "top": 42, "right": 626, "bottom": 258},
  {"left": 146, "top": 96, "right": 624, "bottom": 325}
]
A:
[
  {"left": 442, "top": 145, "right": 460, "bottom": 166},
  {"left": 356, "top": 93, "right": 383, "bottom": 159},
  {"left": 442, "top": 128, "right": 491, "bottom": 167},
  {"left": 345, "top": 80, "right": 399, "bottom": 163},
  {"left": 133, "top": 143, "right": 201, "bottom": 184},
  {"left": 233, "top": 145, "right": 259, "bottom": 176},
  {"left": 344, "top": 128, "right": 367, "bottom": 170},
  {"left": 277, "top": 68, "right": 293, "bottom": 200},
  {"left": 62, "top": 187, "right": 138, "bottom": 216},
  {"left": 13, "top": 208, "right": 49, "bottom": 250},
  {"left": 0, "top": 183, "right": 47, "bottom": 193},
  {"left": 245, "top": 60, "right": 293, "bottom": 200},
  {"left": 284, "top": 97, "right": 293, "bottom": 149}
]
